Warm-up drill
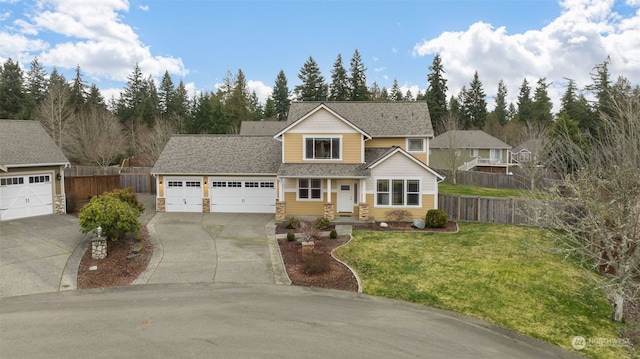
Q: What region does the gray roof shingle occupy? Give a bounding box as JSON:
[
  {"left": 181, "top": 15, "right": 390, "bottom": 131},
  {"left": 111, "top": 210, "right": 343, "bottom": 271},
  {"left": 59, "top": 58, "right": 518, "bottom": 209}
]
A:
[
  {"left": 0, "top": 120, "right": 69, "bottom": 168},
  {"left": 277, "top": 163, "right": 370, "bottom": 178},
  {"left": 285, "top": 101, "right": 434, "bottom": 137},
  {"left": 152, "top": 135, "right": 282, "bottom": 175},
  {"left": 430, "top": 130, "right": 511, "bottom": 149},
  {"left": 239, "top": 121, "right": 289, "bottom": 136}
]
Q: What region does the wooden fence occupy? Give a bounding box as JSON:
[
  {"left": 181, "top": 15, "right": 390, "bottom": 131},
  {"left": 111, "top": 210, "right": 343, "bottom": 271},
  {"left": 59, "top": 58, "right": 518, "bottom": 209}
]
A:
[
  {"left": 64, "top": 175, "right": 120, "bottom": 211},
  {"left": 436, "top": 169, "right": 562, "bottom": 191},
  {"left": 438, "top": 194, "right": 544, "bottom": 226}
]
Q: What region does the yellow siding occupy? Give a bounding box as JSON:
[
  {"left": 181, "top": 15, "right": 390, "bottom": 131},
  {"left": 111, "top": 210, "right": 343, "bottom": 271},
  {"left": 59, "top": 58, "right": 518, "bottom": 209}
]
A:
[
  {"left": 283, "top": 192, "right": 325, "bottom": 216},
  {"left": 158, "top": 175, "right": 165, "bottom": 197},
  {"left": 366, "top": 137, "right": 405, "bottom": 148},
  {"left": 283, "top": 133, "right": 362, "bottom": 164},
  {"left": 365, "top": 194, "right": 436, "bottom": 221}
]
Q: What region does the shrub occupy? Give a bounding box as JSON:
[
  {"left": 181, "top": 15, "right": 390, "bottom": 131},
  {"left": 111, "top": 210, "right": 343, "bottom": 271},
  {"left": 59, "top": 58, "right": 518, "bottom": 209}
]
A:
[
  {"left": 316, "top": 217, "right": 330, "bottom": 229},
  {"left": 79, "top": 190, "right": 142, "bottom": 241},
  {"left": 425, "top": 209, "right": 448, "bottom": 228},
  {"left": 300, "top": 220, "right": 319, "bottom": 241},
  {"left": 103, "top": 187, "right": 144, "bottom": 213},
  {"left": 329, "top": 229, "right": 338, "bottom": 239},
  {"left": 303, "top": 252, "right": 330, "bottom": 275},
  {"left": 284, "top": 216, "right": 301, "bottom": 229},
  {"left": 385, "top": 209, "right": 413, "bottom": 225},
  {"left": 286, "top": 231, "right": 296, "bottom": 242}
]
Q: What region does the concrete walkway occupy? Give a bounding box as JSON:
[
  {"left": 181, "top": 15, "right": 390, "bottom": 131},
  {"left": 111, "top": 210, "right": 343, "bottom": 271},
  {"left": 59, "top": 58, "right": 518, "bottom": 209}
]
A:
[{"left": 134, "top": 212, "right": 290, "bottom": 286}]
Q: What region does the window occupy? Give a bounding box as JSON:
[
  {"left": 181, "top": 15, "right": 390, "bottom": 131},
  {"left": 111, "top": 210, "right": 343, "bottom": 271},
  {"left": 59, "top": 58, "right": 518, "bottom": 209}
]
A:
[
  {"left": 407, "top": 138, "right": 424, "bottom": 152},
  {"left": 305, "top": 137, "right": 340, "bottom": 159},
  {"left": 211, "top": 181, "right": 226, "bottom": 188},
  {"left": 470, "top": 149, "right": 479, "bottom": 157},
  {"left": 260, "top": 182, "right": 275, "bottom": 188},
  {"left": 298, "top": 179, "right": 322, "bottom": 200},
  {"left": 245, "top": 182, "right": 260, "bottom": 188},
  {"left": 228, "top": 182, "right": 242, "bottom": 188},
  {"left": 29, "top": 175, "right": 50, "bottom": 183},
  {"left": 0, "top": 177, "right": 24, "bottom": 186},
  {"left": 376, "top": 179, "right": 420, "bottom": 206},
  {"left": 167, "top": 181, "right": 182, "bottom": 187},
  {"left": 185, "top": 181, "right": 201, "bottom": 187}
]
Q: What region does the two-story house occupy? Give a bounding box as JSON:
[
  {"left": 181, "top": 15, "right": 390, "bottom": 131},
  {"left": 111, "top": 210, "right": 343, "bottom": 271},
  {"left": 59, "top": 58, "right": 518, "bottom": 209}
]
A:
[
  {"left": 429, "top": 130, "right": 513, "bottom": 174},
  {"left": 151, "top": 102, "right": 444, "bottom": 221}
]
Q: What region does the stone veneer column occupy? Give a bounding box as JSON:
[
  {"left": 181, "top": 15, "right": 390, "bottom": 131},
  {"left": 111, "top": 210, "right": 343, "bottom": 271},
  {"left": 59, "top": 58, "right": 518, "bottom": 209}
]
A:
[
  {"left": 202, "top": 198, "right": 210, "bottom": 213},
  {"left": 91, "top": 237, "right": 107, "bottom": 259},
  {"left": 275, "top": 201, "right": 286, "bottom": 221},
  {"left": 54, "top": 194, "right": 66, "bottom": 214},
  {"left": 157, "top": 197, "right": 166, "bottom": 212},
  {"left": 358, "top": 203, "right": 369, "bottom": 221},
  {"left": 323, "top": 202, "right": 335, "bottom": 221}
]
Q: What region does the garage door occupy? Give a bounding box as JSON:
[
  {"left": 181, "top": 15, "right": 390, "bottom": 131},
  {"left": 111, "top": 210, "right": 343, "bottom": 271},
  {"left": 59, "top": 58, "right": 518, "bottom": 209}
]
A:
[
  {"left": 0, "top": 174, "right": 53, "bottom": 221},
  {"left": 165, "top": 179, "right": 203, "bottom": 212},
  {"left": 210, "top": 178, "right": 276, "bottom": 213}
]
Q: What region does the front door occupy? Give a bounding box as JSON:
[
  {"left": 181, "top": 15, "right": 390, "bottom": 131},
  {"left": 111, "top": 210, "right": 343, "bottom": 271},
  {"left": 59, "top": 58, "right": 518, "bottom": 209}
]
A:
[{"left": 337, "top": 183, "right": 353, "bottom": 213}]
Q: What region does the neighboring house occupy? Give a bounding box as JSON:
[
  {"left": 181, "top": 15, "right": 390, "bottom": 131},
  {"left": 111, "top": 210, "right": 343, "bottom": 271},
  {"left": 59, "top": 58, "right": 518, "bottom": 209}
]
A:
[
  {"left": 511, "top": 139, "right": 543, "bottom": 165},
  {"left": 239, "top": 121, "right": 288, "bottom": 136},
  {"left": 152, "top": 101, "right": 444, "bottom": 221},
  {"left": 0, "top": 120, "right": 70, "bottom": 221},
  {"left": 430, "top": 130, "right": 513, "bottom": 174}
]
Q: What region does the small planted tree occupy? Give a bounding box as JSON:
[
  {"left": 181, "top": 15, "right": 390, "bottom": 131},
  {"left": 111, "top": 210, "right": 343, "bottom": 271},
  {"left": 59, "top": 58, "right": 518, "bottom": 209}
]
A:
[{"left": 79, "top": 188, "right": 143, "bottom": 241}]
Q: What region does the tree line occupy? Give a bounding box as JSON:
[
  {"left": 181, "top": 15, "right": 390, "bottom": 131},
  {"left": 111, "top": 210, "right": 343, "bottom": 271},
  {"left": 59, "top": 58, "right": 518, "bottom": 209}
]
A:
[{"left": 0, "top": 51, "right": 636, "bottom": 168}]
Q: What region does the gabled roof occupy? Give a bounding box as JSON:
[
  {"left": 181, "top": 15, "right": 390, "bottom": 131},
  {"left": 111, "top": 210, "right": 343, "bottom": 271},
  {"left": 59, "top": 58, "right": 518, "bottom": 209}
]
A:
[
  {"left": 275, "top": 103, "right": 371, "bottom": 139},
  {"left": 366, "top": 146, "right": 445, "bottom": 181},
  {"left": 282, "top": 101, "right": 434, "bottom": 138},
  {"left": 513, "top": 139, "right": 542, "bottom": 154},
  {"left": 0, "top": 120, "right": 69, "bottom": 170},
  {"left": 239, "top": 121, "right": 289, "bottom": 136},
  {"left": 152, "top": 135, "right": 282, "bottom": 175},
  {"left": 430, "top": 130, "right": 511, "bottom": 150}
]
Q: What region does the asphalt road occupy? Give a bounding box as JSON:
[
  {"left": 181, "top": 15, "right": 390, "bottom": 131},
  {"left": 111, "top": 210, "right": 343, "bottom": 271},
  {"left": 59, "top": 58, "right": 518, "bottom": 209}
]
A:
[{"left": 0, "top": 283, "right": 582, "bottom": 359}]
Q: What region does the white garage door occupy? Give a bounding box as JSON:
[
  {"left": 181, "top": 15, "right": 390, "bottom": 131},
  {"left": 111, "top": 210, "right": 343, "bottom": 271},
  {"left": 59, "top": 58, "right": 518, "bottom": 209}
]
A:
[
  {"left": 0, "top": 174, "right": 53, "bottom": 221},
  {"left": 165, "top": 179, "right": 203, "bottom": 212},
  {"left": 210, "top": 178, "right": 276, "bottom": 213}
]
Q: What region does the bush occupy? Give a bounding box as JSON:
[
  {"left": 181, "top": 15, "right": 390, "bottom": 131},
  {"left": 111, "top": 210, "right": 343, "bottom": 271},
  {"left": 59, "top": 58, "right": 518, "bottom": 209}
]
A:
[
  {"left": 104, "top": 187, "right": 144, "bottom": 213},
  {"left": 385, "top": 209, "right": 413, "bottom": 225},
  {"left": 425, "top": 209, "right": 448, "bottom": 228},
  {"left": 79, "top": 189, "right": 142, "bottom": 241},
  {"left": 316, "top": 217, "right": 330, "bottom": 229},
  {"left": 286, "top": 231, "right": 296, "bottom": 242},
  {"left": 284, "top": 216, "right": 301, "bottom": 229},
  {"left": 329, "top": 229, "right": 338, "bottom": 239}
]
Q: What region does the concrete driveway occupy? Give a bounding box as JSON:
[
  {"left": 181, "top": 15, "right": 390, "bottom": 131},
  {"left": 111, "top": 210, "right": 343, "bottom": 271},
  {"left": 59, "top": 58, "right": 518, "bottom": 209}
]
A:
[
  {"left": 134, "top": 212, "right": 287, "bottom": 286},
  {"left": 0, "top": 215, "right": 86, "bottom": 298}
]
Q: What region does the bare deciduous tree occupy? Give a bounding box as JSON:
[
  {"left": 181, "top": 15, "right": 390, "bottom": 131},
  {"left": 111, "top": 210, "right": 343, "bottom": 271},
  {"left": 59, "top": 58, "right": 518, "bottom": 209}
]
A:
[
  {"left": 64, "top": 107, "right": 127, "bottom": 169},
  {"left": 136, "top": 119, "right": 176, "bottom": 166},
  {"left": 539, "top": 87, "right": 640, "bottom": 322},
  {"left": 38, "top": 81, "right": 73, "bottom": 149},
  {"left": 439, "top": 115, "right": 464, "bottom": 184}
]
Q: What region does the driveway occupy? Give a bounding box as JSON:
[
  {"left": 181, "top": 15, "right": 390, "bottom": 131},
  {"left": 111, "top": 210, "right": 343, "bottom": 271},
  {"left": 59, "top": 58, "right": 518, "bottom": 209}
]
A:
[
  {"left": 134, "top": 212, "right": 287, "bottom": 285},
  {"left": 0, "top": 214, "right": 86, "bottom": 298}
]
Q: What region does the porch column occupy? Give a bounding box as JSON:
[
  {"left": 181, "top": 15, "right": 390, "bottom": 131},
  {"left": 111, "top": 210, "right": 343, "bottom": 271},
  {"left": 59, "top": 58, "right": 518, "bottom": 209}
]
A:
[
  {"left": 326, "top": 178, "right": 332, "bottom": 202},
  {"left": 278, "top": 178, "right": 284, "bottom": 201},
  {"left": 360, "top": 179, "right": 367, "bottom": 203}
]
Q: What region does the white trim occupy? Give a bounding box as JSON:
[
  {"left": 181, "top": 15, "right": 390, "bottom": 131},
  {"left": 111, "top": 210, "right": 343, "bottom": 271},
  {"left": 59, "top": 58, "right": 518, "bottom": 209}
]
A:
[
  {"left": 372, "top": 177, "right": 422, "bottom": 208},
  {"left": 406, "top": 137, "right": 426, "bottom": 153},
  {"left": 273, "top": 103, "right": 372, "bottom": 140},
  {"left": 367, "top": 147, "right": 445, "bottom": 181},
  {"left": 296, "top": 178, "right": 323, "bottom": 201},
  {"left": 302, "top": 135, "right": 343, "bottom": 161}
]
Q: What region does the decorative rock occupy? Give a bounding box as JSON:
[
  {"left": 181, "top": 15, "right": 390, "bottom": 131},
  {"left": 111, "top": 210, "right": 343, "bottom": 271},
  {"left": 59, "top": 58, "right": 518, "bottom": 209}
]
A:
[
  {"left": 380, "top": 222, "right": 388, "bottom": 228},
  {"left": 91, "top": 237, "right": 107, "bottom": 260},
  {"left": 412, "top": 219, "right": 426, "bottom": 229}
]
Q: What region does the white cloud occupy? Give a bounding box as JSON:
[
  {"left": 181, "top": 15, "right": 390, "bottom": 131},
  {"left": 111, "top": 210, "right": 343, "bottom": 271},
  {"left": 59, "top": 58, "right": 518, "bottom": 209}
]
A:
[
  {"left": 0, "top": 0, "right": 186, "bottom": 83},
  {"left": 248, "top": 80, "right": 272, "bottom": 104},
  {"left": 139, "top": 5, "right": 149, "bottom": 11},
  {"left": 413, "top": 0, "right": 640, "bottom": 111}
]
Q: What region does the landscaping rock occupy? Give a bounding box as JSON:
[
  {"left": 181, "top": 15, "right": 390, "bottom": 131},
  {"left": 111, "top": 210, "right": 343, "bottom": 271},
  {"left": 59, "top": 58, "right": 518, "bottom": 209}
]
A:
[{"left": 412, "top": 219, "right": 426, "bottom": 229}]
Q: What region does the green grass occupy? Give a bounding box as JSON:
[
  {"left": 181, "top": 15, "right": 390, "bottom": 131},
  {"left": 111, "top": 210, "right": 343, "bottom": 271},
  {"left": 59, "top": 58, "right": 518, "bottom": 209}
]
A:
[
  {"left": 335, "top": 223, "right": 629, "bottom": 359},
  {"left": 438, "top": 183, "right": 534, "bottom": 198}
]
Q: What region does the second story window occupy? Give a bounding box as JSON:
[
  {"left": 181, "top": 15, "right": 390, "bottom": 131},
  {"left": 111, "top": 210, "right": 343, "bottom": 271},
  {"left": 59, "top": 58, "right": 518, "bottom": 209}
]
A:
[{"left": 305, "top": 137, "right": 341, "bottom": 160}]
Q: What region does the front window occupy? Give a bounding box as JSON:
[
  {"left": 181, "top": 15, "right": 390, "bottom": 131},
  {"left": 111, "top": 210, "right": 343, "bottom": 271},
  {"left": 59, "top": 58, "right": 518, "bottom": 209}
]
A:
[
  {"left": 470, "top": 149, "right": 479, "bottom": 157},
  {"left": 298, "top": 179, "right": 322, "bottom": 200},
  {"left": 407, "top": 138, "right": 425, "bottom": 152},
  {"left": 376, "top": 179, "right": 420, "bottom": 206},
  {"left": 305, "top": 137, "right": 340, "bottom": 159}
]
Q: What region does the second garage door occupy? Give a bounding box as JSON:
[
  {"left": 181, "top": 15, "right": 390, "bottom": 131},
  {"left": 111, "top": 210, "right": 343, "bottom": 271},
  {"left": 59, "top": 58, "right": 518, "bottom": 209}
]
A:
[
  {"left": 210, "top": 178, "right": 275, "bottom": 213},
  {"left": 165, "top": 179, "right": 203, "bottom": 212}
]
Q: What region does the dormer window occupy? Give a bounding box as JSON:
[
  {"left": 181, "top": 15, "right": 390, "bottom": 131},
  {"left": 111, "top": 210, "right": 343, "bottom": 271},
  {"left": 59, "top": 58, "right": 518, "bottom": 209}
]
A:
[{"left": 305, "top": 137, "right": 341, "bottom": 160}]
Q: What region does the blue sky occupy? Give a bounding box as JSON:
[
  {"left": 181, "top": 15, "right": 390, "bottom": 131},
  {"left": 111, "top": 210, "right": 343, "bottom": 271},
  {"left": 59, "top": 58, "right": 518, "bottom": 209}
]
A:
[{"left": 1, "top": 0, "right": 639, "bottom": 110}]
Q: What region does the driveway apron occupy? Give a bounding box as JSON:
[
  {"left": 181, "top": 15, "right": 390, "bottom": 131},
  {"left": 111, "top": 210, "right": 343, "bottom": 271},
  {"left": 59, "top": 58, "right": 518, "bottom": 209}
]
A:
[
  {"left": 139, "top": 212, "right": 277, "bottom": 285},
  {"left": 0, "top": 215, "right": 85, "bottom": 298}
]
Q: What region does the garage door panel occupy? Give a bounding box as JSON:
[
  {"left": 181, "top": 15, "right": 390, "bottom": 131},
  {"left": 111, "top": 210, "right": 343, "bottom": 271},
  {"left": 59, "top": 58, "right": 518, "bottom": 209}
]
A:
[
  {"left": 0, "top": 174, "right": 53, "bottom": 221},
  {"left": 210, "top": 178, "right": 275, "bottom": 213},
  {"left": 165, "top": 179, "right": 202, "bottom": 212}
]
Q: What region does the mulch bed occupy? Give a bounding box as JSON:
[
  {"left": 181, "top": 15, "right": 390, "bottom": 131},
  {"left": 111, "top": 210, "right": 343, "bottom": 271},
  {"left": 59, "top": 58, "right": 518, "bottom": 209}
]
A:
[
  {"left": 278, "top": 235, "right": 358, "bottom": 292},
  {"left": 76, "top": 226, "right": 152, "bottom": 289},
  {"left": 353, "top": 221, "right": 458, "bottom": 232}
]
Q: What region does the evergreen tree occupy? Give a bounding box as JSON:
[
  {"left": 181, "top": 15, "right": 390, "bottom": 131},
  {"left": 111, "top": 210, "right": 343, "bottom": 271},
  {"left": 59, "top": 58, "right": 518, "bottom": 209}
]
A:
[
  {"left": 507, "top": 102, "right": 517, "bottom": 122},
  {"left": 448, "top": 93, "right": 462, "bottom": 125},
  {"left": 426, "top": 54, "right": 448, "bottom": 128},
  {"left": 294, "top": 56, "right": 328, "bottom": 101},
  {"left": 369, "top": 81, "right": 383, "bottom": 101},
  {"left": 405, "top": 89, "right": 414, "bottom": 101},
  {"left": 329, "top": 54, "right": 350, "bottom": 101},
  {"left": 517, "top": 78, "right": 533, "bottom": 123},
  {"left": 588, "top": 56, "right": 614, "bottom": 118},
  {"left": 24, "top": 57, "right": 48, "bottom": 120},
  {"left": 0, "top": 58, "right": 27, "bottom": 119},
  {"left": 116, "top": 63, "right": 145, "bottom": 152},
  {"left": 224, "top": 69, "right": 253, "bottom": 133},
  {"left": 531, "top": 77, "right": 553, "bottom": 126},
  {"left": 349, "top": 49, "right": 369, "bottom": 100},
  {"left": 158, "top": 71, "right": 175, "bottom": 115},
  {"left": 389, "top": 79, "right": 403, "bottom": 102},
  {"left": 494, "top": 79, "right": 508, "bottom": 125},
  {"left": 186, "top": 92, "right": 214, "bottom": 134},
  {"left": 461, "top": 71, "right": 487, "bottom": 129},
  {"left": 70, "top": 65, "right": 88, "bottom": 113},
  {"left": 169, "top": 80, "right": 190, "bottom": 132},
  {"left": 263, "top": 97, "right": 277, "bottom": 120},
  {"left": 86, "top": 84, "right": 106, "bottom": 109},
  {"left": 272, "top": 70, "right": 290, "bottom": 121},
  {"left": 140, "top": 74, "right": 160, "bottom": 127},
  {"left": 560, "top": 78, "right": 595, "bottom": 133}
]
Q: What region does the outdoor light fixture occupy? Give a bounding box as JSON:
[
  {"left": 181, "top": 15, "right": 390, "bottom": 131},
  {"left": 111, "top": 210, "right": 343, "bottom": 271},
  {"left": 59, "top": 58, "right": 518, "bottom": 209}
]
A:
[
  {"left": 56, "top": 173, "right": 61, "bottom": 181},
  {"left": 97, "top": 226, "right": 102, "bottom": 237}
]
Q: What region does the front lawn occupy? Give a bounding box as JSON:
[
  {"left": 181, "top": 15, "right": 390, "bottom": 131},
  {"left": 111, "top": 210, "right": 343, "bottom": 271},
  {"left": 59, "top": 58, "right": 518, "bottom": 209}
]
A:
[{"left": 335, "top": 223, "right": 630, "bottom": 359}]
